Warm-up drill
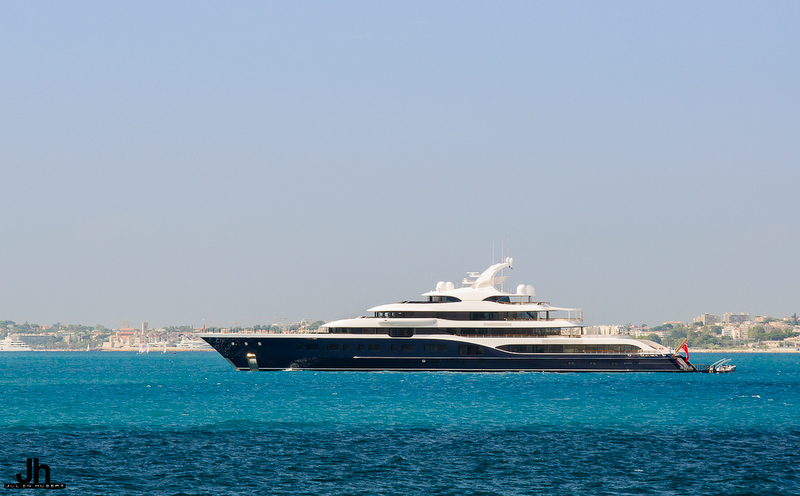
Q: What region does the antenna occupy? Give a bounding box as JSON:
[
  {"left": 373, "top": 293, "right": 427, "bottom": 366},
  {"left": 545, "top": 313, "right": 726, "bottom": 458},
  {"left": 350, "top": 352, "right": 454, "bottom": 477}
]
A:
[{"left": 504, "top": 236, "right": 512, "bottom": 292}]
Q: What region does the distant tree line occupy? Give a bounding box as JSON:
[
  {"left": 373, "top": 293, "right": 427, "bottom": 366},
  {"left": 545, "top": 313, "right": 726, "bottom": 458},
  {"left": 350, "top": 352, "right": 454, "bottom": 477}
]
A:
[{"left": 643, "top": 322, "right": 799, "bottom": 350}]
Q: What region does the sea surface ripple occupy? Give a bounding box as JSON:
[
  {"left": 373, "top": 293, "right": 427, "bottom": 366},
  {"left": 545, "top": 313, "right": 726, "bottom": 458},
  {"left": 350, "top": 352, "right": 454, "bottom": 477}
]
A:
[{"left": 1, "top": 352, "right": 798, "bottom": 495}]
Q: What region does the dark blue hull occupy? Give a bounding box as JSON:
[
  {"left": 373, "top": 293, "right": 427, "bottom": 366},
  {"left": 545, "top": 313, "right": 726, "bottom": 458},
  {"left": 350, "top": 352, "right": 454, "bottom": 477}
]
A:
[{"left": 202, "top": 335, "right": 692, "bottom": 372}]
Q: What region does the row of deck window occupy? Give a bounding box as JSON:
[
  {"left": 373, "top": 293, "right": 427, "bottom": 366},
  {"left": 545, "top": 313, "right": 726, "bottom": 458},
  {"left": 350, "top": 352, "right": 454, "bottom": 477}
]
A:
[
  {"left": 298, "top": 343, "right": 452, "bottom": 352},
  {"left": 498, "top": 344, "right": 641, "bottom": 354},
  {"left": 328, "top": 327, "right": 563, "bottom": 337},
  {"left": 373, "top": 311, "right": 551, "bottom": 321},
  {"left": 290, "top": 342, "right": 641, "bottom": 354}
]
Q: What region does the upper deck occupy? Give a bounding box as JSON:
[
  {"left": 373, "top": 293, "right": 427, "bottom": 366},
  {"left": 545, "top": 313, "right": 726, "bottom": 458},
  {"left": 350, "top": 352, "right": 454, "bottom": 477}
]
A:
[{"left": 324, "top": 257, "right": 584, "bottom": 331}]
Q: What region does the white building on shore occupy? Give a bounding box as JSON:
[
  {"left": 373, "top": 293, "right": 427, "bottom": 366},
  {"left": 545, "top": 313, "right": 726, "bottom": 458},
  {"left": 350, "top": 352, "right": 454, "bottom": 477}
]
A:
[{"left": 584, "top": 325, "right": 625, "bottom": 335}]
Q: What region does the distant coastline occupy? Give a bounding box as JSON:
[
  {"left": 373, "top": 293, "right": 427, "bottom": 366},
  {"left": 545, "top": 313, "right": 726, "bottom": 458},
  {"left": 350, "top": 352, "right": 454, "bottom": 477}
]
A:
[
  {"left": 28, "top": 348, "right": 215, "bottom": 353},
  {"left": 692, "top": 348, "right": 799, "bottom": 353}
]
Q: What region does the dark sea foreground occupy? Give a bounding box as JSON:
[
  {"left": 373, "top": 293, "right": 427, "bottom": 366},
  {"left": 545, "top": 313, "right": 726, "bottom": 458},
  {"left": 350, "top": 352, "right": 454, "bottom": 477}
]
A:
[{"left": 1, "top": 352, "right": 798, "bottom": 495}]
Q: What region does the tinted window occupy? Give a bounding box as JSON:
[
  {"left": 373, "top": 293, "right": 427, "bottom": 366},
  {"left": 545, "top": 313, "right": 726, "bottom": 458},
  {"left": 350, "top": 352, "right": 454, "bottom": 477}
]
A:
[{"left": 458, "top": 344, "right": 483, "bottom": 355}]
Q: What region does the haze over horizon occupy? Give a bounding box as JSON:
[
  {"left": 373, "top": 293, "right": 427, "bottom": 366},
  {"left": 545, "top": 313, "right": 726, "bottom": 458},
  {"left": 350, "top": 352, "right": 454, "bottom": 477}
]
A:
[{"left": 2, "top": 1, "right": 798, "bottom": 329}]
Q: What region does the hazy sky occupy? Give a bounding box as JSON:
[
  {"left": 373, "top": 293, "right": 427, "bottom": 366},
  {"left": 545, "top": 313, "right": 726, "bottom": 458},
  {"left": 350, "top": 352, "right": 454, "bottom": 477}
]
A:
[{"left": 1, "top": 1, "right": 798, "bottom": 329}]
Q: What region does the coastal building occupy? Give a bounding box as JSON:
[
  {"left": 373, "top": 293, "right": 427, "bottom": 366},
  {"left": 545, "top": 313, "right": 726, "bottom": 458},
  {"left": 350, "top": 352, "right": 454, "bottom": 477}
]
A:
[
  {"left": 724, "top": 313, "right": 750, "bottom": 324},
  {"left": 108, "top": 330, "right": 138, "bottom": 348},
  {"left": 767, "top": 320, "right": 790, "bottom": 330},
  {"left": 628, "top": 327, "right": 668, "bottom": 339},
  {"left": 584, "top": 325, "right": 625, "bottom": 335},
  {"left": 694, "top": 314, "right": 720, "bottom": 326},
  {"left": 722, "top": 325, "right": 750, "bottom": 340},
  {"left": 650, "top": 330, "right": 669, "bottom": 340}
]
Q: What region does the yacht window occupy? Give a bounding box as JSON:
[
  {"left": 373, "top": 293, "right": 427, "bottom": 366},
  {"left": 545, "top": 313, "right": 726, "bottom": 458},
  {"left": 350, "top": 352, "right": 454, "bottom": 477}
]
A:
[
  {"left": 307, "top": 343, "right": 318, "bottom": 350},
  {"left": 453, "top": 328, "right": 562, "bottom": 337},
  {"left": 401, "top": 344, "right": 414, "bottom": 351},
  {"left": 469, "top": 312, "right": 499, "bottom": 321},
  {"left": 391, "top": 344, "right": 398, "bottom": 351},
  {"left": 389, "top": 328, "right": 414, "bottom": 338},
  {"left": 335, "top": 328, "right": 385, "bottom": 334},
  {"left": 368, "top": 344, "right": 380, "bottom": 351},
  {"left": 358, "top": 344, "right": 365, "bottom": 351},
  {"left": 343, "top": 344, "right": 349, "bottom": 351},
  {"left": 370, "top": 311, "right": 555, "bottom": 322},
  {"left": 499, "top": 344, "right": 546, "bottom": 354},
  {"left": 498, "top": 344, "right": 641, "bottom": 354},
  {"left": 389, "top": 311, "right": 415, "bottom": 318},
  {"left": 458, "top": 344, "right": 483, "bottom": 355},
  {"left": 327, "top": 343, "right": 339, "bottom": 351},
  {"left": 482, "top": 296, "right": 511, "bottom": 303},
  {"left": 428, "top": 296, "right": 462, "bottom": 303}
]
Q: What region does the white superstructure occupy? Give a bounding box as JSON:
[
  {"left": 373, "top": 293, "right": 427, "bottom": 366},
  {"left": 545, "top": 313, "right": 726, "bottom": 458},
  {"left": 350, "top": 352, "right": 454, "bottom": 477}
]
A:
[
  {"left": 0, "top": 334, "right": 34, "bottom": 352},
  {"left": 322, "top": 258, "right": 671, "bottom": 356}
]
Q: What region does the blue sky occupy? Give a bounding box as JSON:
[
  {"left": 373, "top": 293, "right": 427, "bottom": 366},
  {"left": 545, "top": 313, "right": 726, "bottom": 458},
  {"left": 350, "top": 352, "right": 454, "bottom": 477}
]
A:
[{"left": 1, "top": 1, "right": 798, "bottom": 328}]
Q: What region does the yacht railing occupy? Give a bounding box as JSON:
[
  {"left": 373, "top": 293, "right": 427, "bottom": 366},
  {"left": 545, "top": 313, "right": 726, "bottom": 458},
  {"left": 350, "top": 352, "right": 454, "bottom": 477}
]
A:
[{"left": 504, "top": 309, "right": 584, "bottom": 323}]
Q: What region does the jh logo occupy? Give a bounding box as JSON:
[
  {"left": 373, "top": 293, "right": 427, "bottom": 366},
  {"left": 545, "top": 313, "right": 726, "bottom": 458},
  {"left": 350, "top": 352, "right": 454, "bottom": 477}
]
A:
[{"left": 5, "top": 458, "right": 66, "bottom": 489}]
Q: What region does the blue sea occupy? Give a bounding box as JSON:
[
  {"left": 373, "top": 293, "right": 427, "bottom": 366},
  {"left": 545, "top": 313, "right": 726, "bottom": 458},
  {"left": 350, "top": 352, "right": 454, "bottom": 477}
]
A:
[{"left": 1, "top": 352, "right": 798, "bottom": 495}]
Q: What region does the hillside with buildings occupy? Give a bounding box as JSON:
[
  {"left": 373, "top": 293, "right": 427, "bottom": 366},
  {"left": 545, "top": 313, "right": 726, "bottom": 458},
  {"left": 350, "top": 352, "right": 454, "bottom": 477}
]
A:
[
  {"left": 0, "top": 319, "right": 326, "bottom": 351},
  {"left": 2, "top": 313, "right": 797, "bottom": 351},
  {"left": 585, "top": 312, "right": 800, "bottom": 350}
]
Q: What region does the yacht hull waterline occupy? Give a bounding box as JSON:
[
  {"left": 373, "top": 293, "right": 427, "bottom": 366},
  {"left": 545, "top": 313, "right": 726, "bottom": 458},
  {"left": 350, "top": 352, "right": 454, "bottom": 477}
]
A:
[
  {"left": 201, "top": 335, "right": 692, "bottom": 372},
  {"left": 201, "top": 258, "right": 724, "bottom": 373}
]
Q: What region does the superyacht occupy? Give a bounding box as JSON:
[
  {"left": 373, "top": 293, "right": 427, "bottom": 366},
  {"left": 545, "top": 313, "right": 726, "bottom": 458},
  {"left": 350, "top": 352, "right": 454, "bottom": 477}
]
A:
[
  {"left": 0, "top": 334, "right": 34, "bottom": 352},
  {"left": 201, "top": 258, "right": 702, "bottom": 372}
]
